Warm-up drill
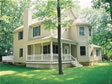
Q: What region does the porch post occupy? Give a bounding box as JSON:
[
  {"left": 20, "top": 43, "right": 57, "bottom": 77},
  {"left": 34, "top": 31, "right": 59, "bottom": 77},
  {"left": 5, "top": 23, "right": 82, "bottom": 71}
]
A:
[
  {"left": 41, "top": 43, "right": 43, "bottom": 61},
  {"left": 33, "top": 44, "right": 35, "bottom": 61},
  {"left": 50, "top": 41, "right": 53, "bottom": 61},
  {"left": 26, "top": 45, "right": 28, "bottom": 61},
  {"left": 69, "top": 44, "right": 71, "bottom": 60}
]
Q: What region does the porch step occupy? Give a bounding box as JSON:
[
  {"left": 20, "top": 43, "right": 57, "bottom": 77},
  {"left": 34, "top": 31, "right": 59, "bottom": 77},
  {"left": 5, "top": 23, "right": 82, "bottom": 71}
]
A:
[
  {"left": 71, "top": 61, "right": 83, "bottom": 67},
  {"left": 71, "top": 56, "right": 83, "bottom": 67}
]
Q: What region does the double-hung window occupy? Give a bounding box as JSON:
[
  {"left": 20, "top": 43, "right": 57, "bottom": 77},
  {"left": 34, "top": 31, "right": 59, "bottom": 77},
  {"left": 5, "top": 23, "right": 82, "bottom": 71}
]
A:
[
  {"left": 80, "top": 46, "right": 86, "bottom": 56},
  {"left": 79, "top": 27, "right": 84, "bottom": 36},
  {"left": 18, "top": 31, "right": 23, "bottom": 40},
  {"left": 89, "top": 28, "right": 92, "bottom": 36},
  {"left": 96, "top": 49, "right": 99, "bottom": 56},
  {"left": 19, "top": 48, "right": 23, "bottom": 57},
  {"left": 33, "top": 25, "right": 41, "bottom": 37},
  {"left": 53, "top": 45, "right": 58, "bottom": 54},
  {"left": 43, "top": 45, "right": 50, "bottom": 54}
]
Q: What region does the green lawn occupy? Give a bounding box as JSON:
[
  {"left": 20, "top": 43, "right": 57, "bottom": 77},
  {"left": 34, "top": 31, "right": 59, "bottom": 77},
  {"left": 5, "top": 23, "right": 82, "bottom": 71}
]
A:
[{"left": 0, "top": 62, "right": 112, "bottom": 84}]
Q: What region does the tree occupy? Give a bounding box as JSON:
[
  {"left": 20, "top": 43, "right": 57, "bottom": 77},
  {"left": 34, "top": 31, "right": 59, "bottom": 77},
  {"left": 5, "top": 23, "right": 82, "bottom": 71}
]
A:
[
  {"left": 33, "top": 0, "right": 79, "bottom": 74},
  {"left": 78, "top": 8, "right": 112, "bottom": 60},
  {"left": 0, "top": 0, "right": 32, "bottom": 60},
  {"left": 57, "top": 0, "right": 63, "bottom": 74},
  {"left": 92, "top": 0, "right": 112, "bottom": 23}
]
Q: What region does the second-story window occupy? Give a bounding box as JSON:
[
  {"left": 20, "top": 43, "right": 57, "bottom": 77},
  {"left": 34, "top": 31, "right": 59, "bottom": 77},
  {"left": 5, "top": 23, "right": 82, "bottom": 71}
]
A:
[
  {"left": 33, "top": 25, "right": 41, "bottom": 37},
  {"left": 89, "top": 28, "right": 92, "bottom": 36},
  {"left": 18, "top": 31, "right": 23, "bottom": 40},
  {"left": 79, "top": 27, "right": 85, "bottom": 36}
]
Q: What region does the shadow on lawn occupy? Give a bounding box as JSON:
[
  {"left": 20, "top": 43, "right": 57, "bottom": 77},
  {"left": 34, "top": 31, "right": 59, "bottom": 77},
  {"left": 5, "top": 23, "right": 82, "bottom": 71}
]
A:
[{"left": 0, "top": 62, "right": 112, "bottom": 84}]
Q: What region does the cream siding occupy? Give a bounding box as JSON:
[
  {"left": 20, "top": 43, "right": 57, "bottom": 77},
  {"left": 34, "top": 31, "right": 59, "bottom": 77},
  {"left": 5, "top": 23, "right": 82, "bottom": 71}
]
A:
[{"left": 13, "top": 9, "right": 102, "bottom": 64}]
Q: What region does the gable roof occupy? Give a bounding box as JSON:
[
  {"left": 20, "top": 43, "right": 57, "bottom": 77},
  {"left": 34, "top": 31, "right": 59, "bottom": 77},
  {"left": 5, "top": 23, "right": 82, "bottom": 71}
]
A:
[
  {"left": 75, "top": 18, "right": 90, "bottom": 26},
  {"left": 14, "top": 10, "right": 90, "bottom": 32}
]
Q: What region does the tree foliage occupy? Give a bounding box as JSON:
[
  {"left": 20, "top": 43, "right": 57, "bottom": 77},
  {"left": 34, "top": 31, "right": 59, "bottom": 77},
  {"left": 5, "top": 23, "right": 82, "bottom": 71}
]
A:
[
  {"left": 92, "top": 0, "right": 112, "bottom": 23},
  {"left": 0, "top": 0, "right": 32, "bottom": 59},
  {"left": 79, "top": 8, "right": 112, "bottom": 59},
  {"left": 33, "top": 0, "right": 79, "bottom": 30}
]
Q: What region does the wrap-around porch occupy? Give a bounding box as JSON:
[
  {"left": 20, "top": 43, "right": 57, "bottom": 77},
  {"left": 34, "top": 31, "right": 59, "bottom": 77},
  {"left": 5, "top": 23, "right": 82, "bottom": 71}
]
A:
[{"left": 26, "top": 37, "right": 77, "bottom": 63}]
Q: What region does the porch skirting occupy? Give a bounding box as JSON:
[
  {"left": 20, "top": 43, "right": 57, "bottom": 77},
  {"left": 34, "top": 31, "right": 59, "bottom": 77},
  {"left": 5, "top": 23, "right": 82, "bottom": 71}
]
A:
[
  {"left": 14, "top": 62, "right": 26, "bottom": 66},
  {"left": 26, "top": 61, "right": 72, "bottom": 69},
  {"left": 80, "top": 60, "right": 102, "bottom": 66}
]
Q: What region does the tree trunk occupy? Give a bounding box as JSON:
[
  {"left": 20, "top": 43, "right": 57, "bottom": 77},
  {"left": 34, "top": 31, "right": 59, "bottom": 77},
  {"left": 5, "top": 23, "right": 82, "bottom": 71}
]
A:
[{"left": 57, "top": 0, "right": 63, "bottom": 75}]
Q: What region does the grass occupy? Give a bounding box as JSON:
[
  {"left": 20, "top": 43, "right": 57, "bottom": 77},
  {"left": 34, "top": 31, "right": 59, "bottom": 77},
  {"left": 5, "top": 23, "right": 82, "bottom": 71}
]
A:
[{"left": 0, "top": 62, "right": 112, "bottom": 84}]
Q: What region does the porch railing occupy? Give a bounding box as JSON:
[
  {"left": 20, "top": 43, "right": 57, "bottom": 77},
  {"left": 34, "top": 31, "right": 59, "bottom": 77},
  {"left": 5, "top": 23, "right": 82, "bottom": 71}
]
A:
[
  {"left": 2, "top": 56, "right": 13, "bottom": 63},
  {"left": 26, "top": 54, "right": 71, "bottom": 62}
]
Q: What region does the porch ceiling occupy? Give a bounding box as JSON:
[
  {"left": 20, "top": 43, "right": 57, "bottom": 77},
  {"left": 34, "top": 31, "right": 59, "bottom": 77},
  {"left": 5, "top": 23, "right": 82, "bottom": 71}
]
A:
[{"left": 27, "top": 36, "right": 77, "bottom": 45}]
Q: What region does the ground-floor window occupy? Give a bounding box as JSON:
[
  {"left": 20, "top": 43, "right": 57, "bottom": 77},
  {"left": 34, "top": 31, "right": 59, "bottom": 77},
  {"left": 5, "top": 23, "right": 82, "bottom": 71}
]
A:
[
  {"left": 80, "top": 46, "right": 86, "bottom": 56},
  {"left": 90, "top": 51, "right": 93, "bottom": 56},
  {"left": 19, "top": 48, "right": 23, "bottom": 57},
  {"left": 53, "top": 45, "right": 58, "bottom": 54},
  {"left": 28, "top": 45, "right": 32, "bottom": 55},
  {"left": 43, "top": 45, "right": 50, "bottom": 54},
  {"left": 96, "top": 49, "right": 99, "bottom": 56}
]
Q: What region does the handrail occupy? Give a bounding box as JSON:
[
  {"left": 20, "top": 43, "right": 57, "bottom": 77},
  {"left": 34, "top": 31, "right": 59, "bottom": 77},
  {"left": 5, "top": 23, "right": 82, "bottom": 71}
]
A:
[{"left": 71, "top": 55, "right": 83, "bottom": 67}]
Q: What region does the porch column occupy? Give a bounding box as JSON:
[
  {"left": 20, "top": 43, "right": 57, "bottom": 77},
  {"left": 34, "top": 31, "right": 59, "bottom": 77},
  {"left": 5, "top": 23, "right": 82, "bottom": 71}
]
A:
[
  {"left": 41, "top": 43, "right": 43, "bottom": 61},
  {"left": 33, "top": 44, "right": 35, "bottom": 61},
  {"left": 50, "top": 41, "right": 53, "bottom": 61},
  {"left": 69, "top": 44, "right": 71, "bottom": 60},
  {"left": 26, "top": 45, "right": 28, "bottom": 61}
]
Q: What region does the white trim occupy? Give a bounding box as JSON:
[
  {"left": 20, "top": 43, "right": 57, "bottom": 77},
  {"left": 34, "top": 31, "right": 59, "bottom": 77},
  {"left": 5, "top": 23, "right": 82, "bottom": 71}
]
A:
[
  {"left": 69, "top": 44, "right": 71, "bottom": 60},
  {"left": 50, "top": 41, "right": 53, "bottom": 61},
  {"left": 26, "top": 61, "right": 71, "bottom": 64},
  {"left": 41, "top": 43, "right": 43, "bottom": 61}
]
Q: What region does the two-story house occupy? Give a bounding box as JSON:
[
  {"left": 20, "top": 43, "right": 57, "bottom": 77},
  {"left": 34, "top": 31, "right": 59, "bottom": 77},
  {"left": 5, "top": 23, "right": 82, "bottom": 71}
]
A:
[{"left": 13, "top": 9, "right": 102, "bottom": 68}]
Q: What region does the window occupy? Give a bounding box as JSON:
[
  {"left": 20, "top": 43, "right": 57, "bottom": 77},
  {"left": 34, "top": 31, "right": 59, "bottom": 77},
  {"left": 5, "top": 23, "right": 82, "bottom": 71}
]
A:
[
  {"left": 19, "top": 48, "right": 23, "bottom": 57},
  {"left": 33, "top": 25, "right": 41, "bottom": 37},
  {"left": 18, "top": 31, "right": 23, "bottom": 40},
  {"left": 64, "top": 28, "right": 68, "bottom": 32},
  {"left": 96, "top": 49, "right": 99, "bottom": 56},
  {"left": 79, "top": 27, "right": 84, "bottom": 36},
  {"left": 43, "top": 45, "right": 50, "bottom": 54},
  {"left": 80, "top": 46, "right": 86, "bottom": 56},
  {"left": 90, "top": 51, "right": 93, "bottom": 56},
  {"left": 53, "top": 45, "right": 58, "bottom": 54},
  {"left": 28, "top": 45, "right": 32, "bottom": 55},
  {"left": 89, "top": 28, "right": 92, "bottom": 36}
]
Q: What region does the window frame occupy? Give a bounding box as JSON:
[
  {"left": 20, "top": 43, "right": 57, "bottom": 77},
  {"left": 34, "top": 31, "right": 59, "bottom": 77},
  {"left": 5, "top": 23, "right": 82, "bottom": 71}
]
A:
[
  {"left": 33, "top": 25, "right": 41, "bottom": 37},
  {"left": 43, "top": 45, "right": 50, "bottom": 54},
  {"left": 18, "top": 31, "right": 23, "bottom": 40},
  {"left": 90, "top": 51, "right": 93, "bottom": 56},
  {"left": 19, "top": 48, "right": 23, "bottom": 57},
  {"left": 96, "top": 49, "right": 99, "bottom": 56},
  {"left": 89, "top": 28, "right": 92, "bottom": 36},
  {"left": 79, "top": 27, "right": 85, "bottom": 36},
  {"left": 53, "top": 45, "right": 58, "bottom": 54},
  {"left": 80, "top": 46, "right": 86, "bottom": 56}
]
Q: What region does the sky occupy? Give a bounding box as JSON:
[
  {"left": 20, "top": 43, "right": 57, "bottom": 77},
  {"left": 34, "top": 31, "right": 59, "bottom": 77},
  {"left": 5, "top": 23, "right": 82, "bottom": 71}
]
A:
[
  {"left": 79, "top": 0, "right": 92, "bottom": 9},
  {"left": 32, "top": 0, "right": 93, "bottom": 9}
]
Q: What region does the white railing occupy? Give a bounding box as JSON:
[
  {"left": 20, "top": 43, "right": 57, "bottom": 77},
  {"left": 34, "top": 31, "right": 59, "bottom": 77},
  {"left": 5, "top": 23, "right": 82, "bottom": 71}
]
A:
[
  {"left": 71, "top": 56, "right": 83, "bottom": 67},
  {"left": 2, "top": 56, "right": 13, "bottom": 63},
  {"left": 26, "top": 54, "right": 71, "bottom": 62}
]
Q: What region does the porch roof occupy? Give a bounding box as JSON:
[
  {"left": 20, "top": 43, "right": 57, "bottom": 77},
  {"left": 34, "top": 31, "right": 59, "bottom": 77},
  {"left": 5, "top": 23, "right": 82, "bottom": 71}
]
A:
[
  {"left": 91, "top": 44, "right": 102, "bottom": 49},
  {"left": 27, "top": 36, "right": 77, "bottom": 45}
]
